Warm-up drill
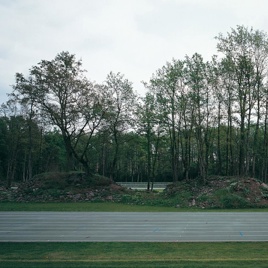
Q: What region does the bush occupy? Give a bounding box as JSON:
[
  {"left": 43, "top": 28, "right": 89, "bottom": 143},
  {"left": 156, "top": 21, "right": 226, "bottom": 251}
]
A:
[
  {"left": 219, "top": 194, "right": 249, "bottom": 208},
  {"left": 46, "top": 189, "right": 64, "bottom": 198},
  {"left": 211, "top": 188, "right": 250, "bottom": 208},
  {"left": 31, "top": 172, "right": 112, "bottom": 189},
  {"left": 32, "top": 172, "right": 69, "bottom": 189},
  {"left": 91, "top": 174, "right": 112, "bottom": 187},
  {"left": 197, "top": 194, "right": 210, "bottom": 203}
]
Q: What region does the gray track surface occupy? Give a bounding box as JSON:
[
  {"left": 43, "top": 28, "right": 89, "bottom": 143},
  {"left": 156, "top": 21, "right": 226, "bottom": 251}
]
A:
[{"left": 1, "top": 212, "right": 268, "bottom": 242}]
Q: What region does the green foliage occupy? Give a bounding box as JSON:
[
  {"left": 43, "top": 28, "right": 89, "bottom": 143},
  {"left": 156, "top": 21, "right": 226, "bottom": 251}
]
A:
[
  {"left": 1, "top": 25, "right": 268, "bottom": 187},
  {"left": 44, "top": 189, "right": 64, "bottom": 198},
  {"left": 219, "top": 194, "right": 250, "bottom": 209},
  {"left": 118, "top": 189, "right": 192, "bottom": 207},
  {"left": 197, "top": 194, "right": 210, "bottom": 203},
  {"left": 91, "top": 174, "right": 112, "bottom": 187},
  {"left": 31, "top": 172, "right": 112, "bottom": 190},
  {"left": 33, "top": 172, "right": 70, "bottom": 189},
  {"left": 212, "top": 189, "right": 250, "bottom": 208}
]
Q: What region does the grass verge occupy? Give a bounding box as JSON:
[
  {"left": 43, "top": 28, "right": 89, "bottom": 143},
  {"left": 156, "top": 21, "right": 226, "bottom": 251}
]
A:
[
  {"left": 1, "top": 202, "right": 268, "bottom": 212},
  {"left": 0, "top": 202, "right": 182, "bottom": 212},
  {"left": 1, "top": 242, "right": 268, "bottom": 268}
]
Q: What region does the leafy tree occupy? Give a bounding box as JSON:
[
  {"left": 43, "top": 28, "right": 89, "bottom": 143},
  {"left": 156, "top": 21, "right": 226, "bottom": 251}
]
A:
[
  {"left": 216, "top": 26, "right": 268, "bottom": 176},
  {"left": 104, "top": 72, "right": 137, "bottom": 179},
  {"left": 8, "top": 80, "right": 40, "bottom": 181},
  {"left": 0, "top": 116, "right": 8, "bottom": 181},
  {"left": 148, "top": 59, "right": 185, "bottom": 183},
  {"left": 184, "top": 53, "right": 211, "bottom": 182},
  {"left": 137, "top": 92, "right": 162, "bottom": 190},
  {"left": 40, "top": 129, "right": 67, "bottom": 172},
  {"left": 12, "top": 51, "right": 107, "bottom": 175},
  {"left": 2, "top": 25, "right": 268, "bottom": 187}
]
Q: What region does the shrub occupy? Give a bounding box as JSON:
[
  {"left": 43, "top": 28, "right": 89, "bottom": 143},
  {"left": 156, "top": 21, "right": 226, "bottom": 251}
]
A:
[
  {"left": 219, "top": 194, "right": 249, "bottom": 208},
  {"left": 91, "top": 174, "right": 112, "bottom": 187}
]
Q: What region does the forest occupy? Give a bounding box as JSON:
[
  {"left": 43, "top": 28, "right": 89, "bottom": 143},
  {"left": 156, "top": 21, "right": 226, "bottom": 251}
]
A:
[{"left": 1, "top": 25, "right": 268, "bottom": 188}]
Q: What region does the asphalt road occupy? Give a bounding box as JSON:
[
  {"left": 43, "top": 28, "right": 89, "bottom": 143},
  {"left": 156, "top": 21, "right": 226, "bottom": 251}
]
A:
[{"left": 0, "top": 212, "right": 268, "bottom": 242}]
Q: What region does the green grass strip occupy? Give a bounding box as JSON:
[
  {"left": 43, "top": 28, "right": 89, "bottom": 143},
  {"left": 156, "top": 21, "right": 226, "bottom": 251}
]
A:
[
  {"left": 1, "top": 242, "right": 268, "bottom": 261},
  {"left": 1, "top": 242, "right": 268, "bottom": 268},
  {"left": 1, "top": 202, "right": 268, "bottom": 212},
  {"left": 1, "top": 260, "right": 268, "bottom": 268},
  {"left": 0, "top": 202, "right": 179, "bottom": 212}
]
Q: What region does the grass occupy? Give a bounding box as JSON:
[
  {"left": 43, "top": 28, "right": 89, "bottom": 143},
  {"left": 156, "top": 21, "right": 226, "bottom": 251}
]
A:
[
  {"left": 1, "top": 201, "right": 268, "bottom": 212},
  {"left": 1, "top": 242, "right": 268, "bottom": 268},
  {"left": 0, "top": 202, "right": 184, "bottom": 212},
  {"left": 1, "top": 261, "right": 266, "bottom": 268}
]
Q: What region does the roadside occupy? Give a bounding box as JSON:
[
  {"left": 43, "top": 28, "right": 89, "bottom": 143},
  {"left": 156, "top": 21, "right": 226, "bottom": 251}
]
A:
[{"left": 1, "top": 172, "right": 268, "bottom": 209}]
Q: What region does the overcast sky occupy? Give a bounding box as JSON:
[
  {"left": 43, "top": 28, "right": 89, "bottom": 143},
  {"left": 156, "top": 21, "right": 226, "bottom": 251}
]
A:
[{"left": 1, "top": 0, "right": 268, "bottom": 103}]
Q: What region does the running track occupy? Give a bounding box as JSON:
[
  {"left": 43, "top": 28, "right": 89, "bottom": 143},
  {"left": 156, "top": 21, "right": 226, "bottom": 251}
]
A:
[{"left": 0, "top": 212, "right": 268, "bottom": 242}]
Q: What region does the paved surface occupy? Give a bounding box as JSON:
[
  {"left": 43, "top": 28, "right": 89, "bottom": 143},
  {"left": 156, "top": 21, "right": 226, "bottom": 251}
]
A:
[
  {"left": 117, "top": 182, "right": 169, "bottom": 190},
  {"left": 0, "top": 212, "right": 268, "bottom": 242}
]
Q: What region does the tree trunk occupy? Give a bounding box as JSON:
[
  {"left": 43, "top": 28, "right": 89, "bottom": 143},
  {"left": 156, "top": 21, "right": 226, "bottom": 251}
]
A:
[
  {"left": 146, "top": 124, "right": 152, "bottom": 191},
  {"left": 217, "top": 102, "right": 222, "bottom": 175}
]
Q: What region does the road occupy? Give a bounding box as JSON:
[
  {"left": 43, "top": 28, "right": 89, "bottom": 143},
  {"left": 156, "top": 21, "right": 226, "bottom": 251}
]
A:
[
  {"left": 0, "top": 212, "right": 268, "bottom": 242},
  {"left": 117, "top": 182, "right": 169, "bottom": 190}
]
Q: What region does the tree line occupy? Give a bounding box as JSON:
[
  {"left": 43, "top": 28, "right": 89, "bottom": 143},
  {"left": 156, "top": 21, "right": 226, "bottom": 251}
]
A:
[{"left": 1, "top": 25, "right": 268, "bottom": 189}]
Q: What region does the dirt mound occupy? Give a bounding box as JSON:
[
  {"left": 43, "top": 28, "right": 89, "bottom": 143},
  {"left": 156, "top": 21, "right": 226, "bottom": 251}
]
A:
[
  {"left": 1, "top": 174, "right": 268, "bottom": 209},
  {"left": 165, "top": 177, "right": 268, "bottom": 208},
  {"left": 0, "top": 172, "right": 127, "bottom": 202}
]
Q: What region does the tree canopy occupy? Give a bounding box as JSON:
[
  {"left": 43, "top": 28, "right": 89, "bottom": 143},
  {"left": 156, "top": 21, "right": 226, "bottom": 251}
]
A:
[{"left": 1, "top": 25, "right": 268, "bottom": 187}]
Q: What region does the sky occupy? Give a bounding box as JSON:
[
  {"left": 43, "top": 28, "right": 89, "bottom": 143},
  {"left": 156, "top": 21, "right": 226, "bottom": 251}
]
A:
[{"left": 1, "top": 0, "right": 268, "bottom": 103}]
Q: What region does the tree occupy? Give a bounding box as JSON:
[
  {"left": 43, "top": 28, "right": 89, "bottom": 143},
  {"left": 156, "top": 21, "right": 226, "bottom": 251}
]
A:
[
  {"left": 104, "top": 72, "right": 137, "bottom": 179},
  {"left": 216, "top": 26, "right": 268, "bottom": 176},
  {"left": 148, "top": 59, "right": 185, "bottom": 183},
  {"left": 40, "top": 129, "right": 67, "bottom": 173},
  {"left": 137, "top": 92, "right": 162, "bottom": 190},
  {"left": 0, "top": 116, "right": 8, "bottom": 181},
  {"left": 206, "top": 56, "right": 222, "bottom": 175},
  {"left": 10, "top": 74, "right": 40, "bottom": 181},
  {"left": 13, "top": 51, "right": 106, "bottom": 175},
  {"left": 184, "top": 53, "right": 212, "bottom": 183}
]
